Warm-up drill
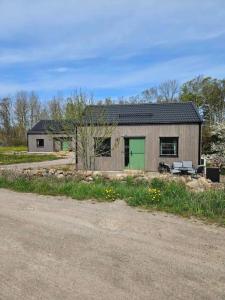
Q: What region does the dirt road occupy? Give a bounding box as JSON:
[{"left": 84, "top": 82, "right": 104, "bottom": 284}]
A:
[{"left": 0, "top": 189, "right": 225, "bottom": 300}]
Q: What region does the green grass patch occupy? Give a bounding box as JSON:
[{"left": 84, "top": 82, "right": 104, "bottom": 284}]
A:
[
  {"left": 0, "top": 174, "right": 224, "bottom": 225},
  {"left": 0, "top": 146, "right": 27, "bottom": 152},
  {"left": 0, "top": 153, "right": 60, "bottom": 165}
]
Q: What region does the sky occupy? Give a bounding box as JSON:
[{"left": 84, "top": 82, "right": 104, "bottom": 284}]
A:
[{"left": 0, "top": 0, "right": 225, "bottom": 101}]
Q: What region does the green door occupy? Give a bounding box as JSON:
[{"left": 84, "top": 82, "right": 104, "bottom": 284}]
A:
[
  {"left": 129, "top": 138, "right": 145, "bottom": 170},
  {"left": 62, "top": 140, "right": 69, "bottom": 151}
]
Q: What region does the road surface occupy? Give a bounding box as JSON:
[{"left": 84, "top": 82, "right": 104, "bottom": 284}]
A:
[{"left": 0, "top": 189, "right": 225, "bottom": 299}]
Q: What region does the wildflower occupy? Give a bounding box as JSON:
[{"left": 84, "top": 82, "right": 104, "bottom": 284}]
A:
[
  {"left": 104, "top": 187, "right": 118, "bottom": 201},
  {"left": 146, "top": 187, "right": 161, "bottom": 203}
]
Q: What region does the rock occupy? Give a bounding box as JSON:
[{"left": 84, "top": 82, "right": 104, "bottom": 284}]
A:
[
  {"left": 49, "top": 169, "right": 56, "bottom": 175},
  {"left": 86, "top": 176, "right": 94, "bottom": 181},
  {"left": 84, "top": 171, "right": 93, "bottom": 177},
  {"left": 66, "top": 171, "right": 73, "bottom": 176},
  {"left": 30, "top": 169, "right": 39, "bottom": 176},
  {"left": 56, "top": 174, "right": 64, "bottom": 179},
  {"left": 115, "top": 174, "right": 126, "bottom": 180},
  {"left": 56, "top": 170, "right": 64, "bottom": 175}
]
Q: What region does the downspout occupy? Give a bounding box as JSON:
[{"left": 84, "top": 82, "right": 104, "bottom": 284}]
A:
[
  {"left": 198, "top": 123, "right": 202, "bottom": 165},
  {"left": 27, "top": 132, "right": 29, "bottom": 152},
  {"left": 75, "top": 125, "right": 78, "bottom": 171}
]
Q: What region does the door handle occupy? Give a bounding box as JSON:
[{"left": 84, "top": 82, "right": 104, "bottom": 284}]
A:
[{"left": 130, "top": 151, "right": 133, "bottom": 156}]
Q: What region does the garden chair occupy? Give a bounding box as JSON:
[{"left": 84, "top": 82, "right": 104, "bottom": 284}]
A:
[
  {"left": 171, "top": 162, "right": 182, "bottom": 174},
  {"left": 182, "top": 161, "right": 196, "bottom": 175}
]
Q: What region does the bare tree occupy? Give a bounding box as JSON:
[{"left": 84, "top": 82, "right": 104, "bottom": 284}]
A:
[
  {"left": 48, "top": 96, "right": 64, "bottom": 120},
  {"left": 48, "top": 91, "right": 118, "bottom": 171},
  {"left": 0, "top": 97, "right": 12, "bottom": 145},
  {"left": 76, "top": 105, "right": 118, "bottom": 170},
  {"left": 14, "top": 91, "right": 29, "bottom": 142},
  {"left": 29, "top": 92, "right": 41, "bottom": 128},
  {"left": 141, "top": 87, "right": 158, "bottom": 102},
  {"left": 158, "top": 80, "right": 179, "bottom": 102}
]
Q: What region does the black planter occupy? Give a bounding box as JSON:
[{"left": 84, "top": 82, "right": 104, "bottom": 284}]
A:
[{"left": 206, "top": 168, "right": 220, "bottom": 183}]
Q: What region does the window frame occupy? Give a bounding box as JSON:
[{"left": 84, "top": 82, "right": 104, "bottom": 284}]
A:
[
  {"left": 36, "top": 138, "right": 44, "bottom": 148},
  {"left": 94, "top": 137, "right": 111, "bottom": 157},
  {"left": 159, "top": 137, "right": 178, "bottom": 157}
]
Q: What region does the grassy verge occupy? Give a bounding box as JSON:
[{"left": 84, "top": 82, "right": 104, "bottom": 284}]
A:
[
  {"left": 0, "top": 146, "right": 27, "bottom": 152},
  {"left": 0, "top": 153, "right": 61, "bottom": 164},
  {"left": 0, "top": 174, "right": 224, "bottom": 225}
]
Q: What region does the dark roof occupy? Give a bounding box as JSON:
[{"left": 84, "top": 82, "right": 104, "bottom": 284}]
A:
[
  {"left": 28, "top": 102, "right": 202, "bottom": 134},
  {"left": 27, "top": 120, "right": 75, "bottom": 134}
]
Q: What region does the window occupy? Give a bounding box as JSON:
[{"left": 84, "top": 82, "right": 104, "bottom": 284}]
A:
[
  {"left": 94, "top": 138, "right": 111, "bottom": 157},
  {"left": 36, "top": 139, "right": 44, "bottom": 148},
  {"left": 160, "top": 137, "right": 178, "bottom": 157}
]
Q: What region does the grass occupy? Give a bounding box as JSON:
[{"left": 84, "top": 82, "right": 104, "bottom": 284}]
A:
[
  {"left": 0, "top": 146, "right": 62, "bottom": 165},
  {"left": 0, "top": 145, "right": 63, "bottom": 164},
  {"left": 0, "top": 145, "right": 27, "bottom": 152},
  {"left": 0, "top": 152, "right": 60, "bottom": 165},
  {"left": 0, "top": 174, "right": 224, "bottom": 225}
]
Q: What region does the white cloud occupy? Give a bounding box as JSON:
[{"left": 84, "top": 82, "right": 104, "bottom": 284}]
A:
[
  {"left": 0, "top": 0, "right": 224, "bottom": 96},
  {"left": 0, "top": 0, "right": 224, "bottom": 64},
  {"left": 1, "top": 54, "right": 224, "bottom": 98}
]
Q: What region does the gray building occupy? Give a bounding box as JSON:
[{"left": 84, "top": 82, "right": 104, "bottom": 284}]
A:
[{"left": 27, "top": 102, "right": 202, "bottom": 171}]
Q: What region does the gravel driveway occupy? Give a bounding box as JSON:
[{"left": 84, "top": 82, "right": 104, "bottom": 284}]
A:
[{"left": 0, "top": 189, "right": 225, "bottom": 300}]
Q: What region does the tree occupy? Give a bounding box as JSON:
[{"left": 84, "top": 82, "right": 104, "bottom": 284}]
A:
[
  {"left": 29, "top": 92, "right": 41, "bottom": 128},
  {"left": 0, "top": 97, "right": 12, "bottom": 145},
  {"left": 141, "top": 88, "right": 157, "bottom": 103},
  {"left": 207, "top": 122, "right": 225, "bottom": 168},
  {"left": 48, "top": 96, "right": 64, "bottom": 120},
  {"left": 158, "top": 80, "right": 179, "bottom": 102},
  {"left": 180, "top": 76, "right": 225, "bottom": 124},
  {"left": 14, "top": 91, "right": 29, "bottom": 143},
  {"left": 180, "top": 76, "right": 225, "bottom": 155},
  {"left": 139, "top": 80, "right": 179, "bottom": 103},
  {"left": 49, "top": 91, "right": 118, "bottom": 171},
  {"left": 104, "top": 97, "right": 114, "bottom": 105}
]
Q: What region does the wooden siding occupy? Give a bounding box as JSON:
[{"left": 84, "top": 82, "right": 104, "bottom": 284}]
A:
[
  {"left": 88, "top": 124, "right": 200, "bottom": 171},
  {"left": 28, "top": 124, "right": 200, "bottom": 171}
]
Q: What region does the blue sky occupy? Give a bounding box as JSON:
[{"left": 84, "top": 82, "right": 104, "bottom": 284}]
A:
[{"left": 0, "top": 0, "right": 225, "bottom": 100}]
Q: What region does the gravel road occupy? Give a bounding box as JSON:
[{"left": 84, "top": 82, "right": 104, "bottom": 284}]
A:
[{"left": 0, "top": 189, "right": 225, "bottom": 300}]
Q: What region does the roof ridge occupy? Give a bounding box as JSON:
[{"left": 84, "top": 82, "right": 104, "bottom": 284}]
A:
[{"left": 88, "top": 102, "right": 192, "bottom": 107}]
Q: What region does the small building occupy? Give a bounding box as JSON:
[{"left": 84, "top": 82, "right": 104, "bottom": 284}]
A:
[{"left": 27, "top": 102, "right": 202, "bottom": 171}]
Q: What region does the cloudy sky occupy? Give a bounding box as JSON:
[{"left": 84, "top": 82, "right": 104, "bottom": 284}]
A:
[{"left": 0, "top": 0, "right": 225, "bottom": 100}]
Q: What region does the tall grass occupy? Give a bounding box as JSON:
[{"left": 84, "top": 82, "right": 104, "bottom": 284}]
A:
[{"left": 0, "top": 174, "right": 224, "bottom": 225}]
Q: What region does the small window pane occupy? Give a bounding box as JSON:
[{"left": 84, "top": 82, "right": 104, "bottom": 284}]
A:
[
  {"left": 160, "top": 137, "right": 178, "bottom": 156},
  {"left": 94, "top": 138, "right": 111, "bottom": 157},
  {"left": 36, "top": 139, "right": 44, "bottom": 148}
]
